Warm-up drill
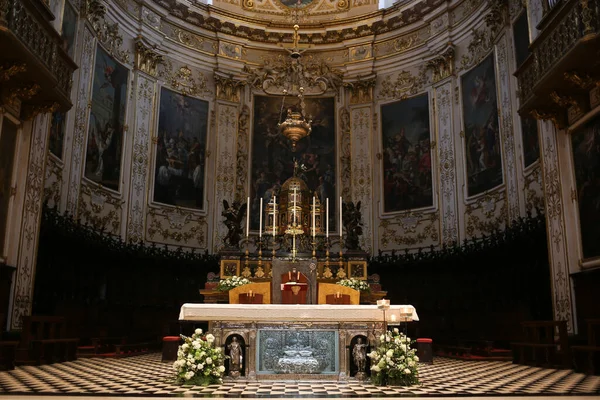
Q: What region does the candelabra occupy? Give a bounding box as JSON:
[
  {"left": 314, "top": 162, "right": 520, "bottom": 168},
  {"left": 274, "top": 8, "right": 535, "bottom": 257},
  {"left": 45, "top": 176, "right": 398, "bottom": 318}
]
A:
[
  {"left": 257, "top": 237, "right": 263, "bottom": 267},
  {"left": 325, "top": 237, "right": 330, "bottom": 266}
]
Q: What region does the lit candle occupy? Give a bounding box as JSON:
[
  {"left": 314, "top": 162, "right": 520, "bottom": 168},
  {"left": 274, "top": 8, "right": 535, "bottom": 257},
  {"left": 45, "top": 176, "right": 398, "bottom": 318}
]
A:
[
  {"left": 326, "top": 198, "right": 329, "bottom": 238},
  {"left": 246, "top": 196, "right": 250, "bottom": 237},
  {"left": 273, "top": 196, "right": 277, "bottom": 236},
  {"left": 339, "top": 196, "right": 343, "bottom": 238},
  {"left": 259, "top": 197, "right": 263, "bottom": 238},
  {"left": 249, "top": 289, "right": 253, "bottom": 298},
  {"left": 312, "top": 196, "right": 316, "bottom": 239}
]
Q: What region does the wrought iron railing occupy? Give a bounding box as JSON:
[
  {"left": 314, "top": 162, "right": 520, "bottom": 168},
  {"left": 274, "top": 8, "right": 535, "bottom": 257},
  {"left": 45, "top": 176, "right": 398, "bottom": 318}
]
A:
[
  {"left": 2, "top": 0, "right": 75, "bottom": 99},
  {"left": 516, "top": 0, "right": 600, "bottom": 107}
]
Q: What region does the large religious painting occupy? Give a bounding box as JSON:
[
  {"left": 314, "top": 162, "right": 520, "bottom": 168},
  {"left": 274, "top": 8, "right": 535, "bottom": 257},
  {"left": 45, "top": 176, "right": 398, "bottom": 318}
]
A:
[
  {"left": 512, "top": 11, "right": 531, "bottom": 69},
  {"left": 61, "top": 0, "right": 77, "bottom": 58},
  {"left": 521, "top": 117, "right": 539, "bottom": 167},
  {"left": 153, "top": 87, "right": 209, "bottom": 210},
  {"left": 461, "top": 54, "right": 502, "bottom": 196},
  {"left": 84, "top": 45, "right": 128, "bottom": 190},
  {"left": 251, "top": 95, "right": 336, "bottom": 230},
  {"left": 49, "top": 112, "right": 66, "bottom": 159},
  {"left": 572, "top": 115, "right": 600, "bottom": 259},
  {"left": 380, "top": 93, "right": 433, "bottom": 213}
]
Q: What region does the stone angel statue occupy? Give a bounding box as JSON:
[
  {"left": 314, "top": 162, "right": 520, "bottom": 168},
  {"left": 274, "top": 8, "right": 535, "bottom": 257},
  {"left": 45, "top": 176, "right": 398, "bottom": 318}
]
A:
[
  {"left": 222, "top": 199, "right": 247, "bottom": 249},
  {"left": 342, "top": 200, "right": 363, "bottom": 251}
]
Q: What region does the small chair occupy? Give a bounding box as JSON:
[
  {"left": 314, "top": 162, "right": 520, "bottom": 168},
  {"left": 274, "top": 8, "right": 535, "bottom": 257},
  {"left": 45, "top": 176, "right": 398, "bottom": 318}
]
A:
[
  {"left": 162, "top": 336, "right": 180, "bottom": 362},
  {"left": 416, "top": 338, "right": 433, "bottom": 364}
]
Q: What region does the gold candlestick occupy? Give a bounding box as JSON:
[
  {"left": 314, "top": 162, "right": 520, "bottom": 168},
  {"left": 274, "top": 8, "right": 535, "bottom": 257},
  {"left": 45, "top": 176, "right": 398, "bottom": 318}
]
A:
[{"left": 257, "top": 238, "right": 263, "bottom": 267}]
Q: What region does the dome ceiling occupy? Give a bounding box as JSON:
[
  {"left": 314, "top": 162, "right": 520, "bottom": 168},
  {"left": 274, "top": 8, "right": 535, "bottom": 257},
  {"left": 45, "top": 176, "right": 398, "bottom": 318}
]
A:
[{"left": 150, "top": 0, "right": 447, "bottom": 44}]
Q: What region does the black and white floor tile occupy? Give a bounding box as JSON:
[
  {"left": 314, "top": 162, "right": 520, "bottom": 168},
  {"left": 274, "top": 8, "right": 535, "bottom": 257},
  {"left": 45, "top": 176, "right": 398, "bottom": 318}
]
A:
[{"left": 0, "top": 353, "right": 599, "bottom": 397}]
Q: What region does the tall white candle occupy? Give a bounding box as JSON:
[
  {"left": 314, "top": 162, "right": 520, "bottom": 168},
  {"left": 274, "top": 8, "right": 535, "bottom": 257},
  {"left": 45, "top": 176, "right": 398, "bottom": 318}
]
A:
[
  {"left": 246, "top": 196, "right": 250, "bottom": 237},
  {"left": 326, "top": 198, "right": 329, "bottom": 238},
  {"left": 259, "top": 197, "right": 263, "bottom": 238},
  {"left": 312, "top": 196, "right": 316, "bottom": 238},
  {"left": 339, "top": 196, "right": 343, "bottom": 238},
  {"left": 273, "top": 196, "right": 277, "bottom": 236},
  {"left": 293, "top": 187, "right": 297, "bottom": 226}
]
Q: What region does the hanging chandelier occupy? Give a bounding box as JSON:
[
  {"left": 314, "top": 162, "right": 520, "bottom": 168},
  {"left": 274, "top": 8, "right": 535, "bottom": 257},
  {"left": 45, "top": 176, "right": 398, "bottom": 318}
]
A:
[{"left": 277, "top": 24, "right": 312, "bottom": 152}]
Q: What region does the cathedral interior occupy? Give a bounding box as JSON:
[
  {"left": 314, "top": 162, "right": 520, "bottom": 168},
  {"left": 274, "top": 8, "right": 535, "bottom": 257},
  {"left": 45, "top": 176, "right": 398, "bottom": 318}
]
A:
[{"left": 1, "top": 0, "right": 600, "bottom": 396}]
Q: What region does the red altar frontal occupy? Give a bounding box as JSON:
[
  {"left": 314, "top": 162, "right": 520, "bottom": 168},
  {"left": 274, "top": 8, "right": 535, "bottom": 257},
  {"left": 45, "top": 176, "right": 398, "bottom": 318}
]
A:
[{"left": 281, "top": 269, "right": 309, "bottom": 304}]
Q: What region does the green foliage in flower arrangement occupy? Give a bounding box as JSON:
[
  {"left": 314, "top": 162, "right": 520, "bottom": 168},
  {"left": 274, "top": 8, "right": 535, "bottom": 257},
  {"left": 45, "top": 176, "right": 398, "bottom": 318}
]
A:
[
  {"left": 173, "top": 329, "right": 227, "bottom": 386},
  {"left": 336, "top": 278, "right": 370, "bottom": 292},
  {"left": 368, "top": 328, "right": 419, "bottom": 386},
  {"left": 216, "top": 275, "right": 251, "bottom": 291}
]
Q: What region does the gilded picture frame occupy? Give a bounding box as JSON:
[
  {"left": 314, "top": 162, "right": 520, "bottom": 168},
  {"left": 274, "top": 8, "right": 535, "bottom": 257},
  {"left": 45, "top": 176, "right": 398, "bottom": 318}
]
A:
[
  {"left": 220, "top": 259, "right": 241, "bottom": 279},
  {"left": 348, "top": 260, "right": 368, "bottom": 280}
]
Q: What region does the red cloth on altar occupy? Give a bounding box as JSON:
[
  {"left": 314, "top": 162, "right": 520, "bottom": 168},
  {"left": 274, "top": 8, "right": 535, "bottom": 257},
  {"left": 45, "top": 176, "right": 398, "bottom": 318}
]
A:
[{"left": 281, "top": 270, "right": 308, "bottom": 304}]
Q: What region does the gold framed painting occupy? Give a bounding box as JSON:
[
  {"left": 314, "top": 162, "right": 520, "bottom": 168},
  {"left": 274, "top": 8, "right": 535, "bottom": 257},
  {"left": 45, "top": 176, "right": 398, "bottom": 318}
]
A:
[
  {"left": 348, "top": 260, "right": 367, "bottom": 280},
  {"left": 220, "top": 259, "right": 240, "bottom": 278}
]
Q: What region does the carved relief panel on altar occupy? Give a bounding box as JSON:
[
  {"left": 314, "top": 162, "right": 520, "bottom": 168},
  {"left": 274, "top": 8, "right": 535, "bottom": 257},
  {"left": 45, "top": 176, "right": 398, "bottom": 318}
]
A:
[
  {"left": 460, "top": 54, "right": 502, "bottom": 196},
  {"left": 571, "top": 115, "right": 600, "bottom": 260},
  {"left": 380, "top": 93, "right": 433, "bottom": 213},
  {"left": 152, "top": 87, "right": 209, "bottom": 210},
  {"left": 85, "top": 45, "right": 129, "bottom": 191},
  {"left": 250, "top": 95, "right": 337, "bottom": 231}
]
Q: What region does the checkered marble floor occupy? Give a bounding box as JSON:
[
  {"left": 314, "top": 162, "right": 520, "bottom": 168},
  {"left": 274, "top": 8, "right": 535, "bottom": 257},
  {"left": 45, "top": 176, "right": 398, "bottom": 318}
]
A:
[{"left": 0, "top": 353, "right": 599, "bottom": 397}]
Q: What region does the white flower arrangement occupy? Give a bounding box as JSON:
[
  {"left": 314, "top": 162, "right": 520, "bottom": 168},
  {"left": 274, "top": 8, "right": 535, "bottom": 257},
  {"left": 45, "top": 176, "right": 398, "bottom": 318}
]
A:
[
  {"left": 368, "top": 328, "right": 419, "bottom": 386},
  {"left": 216, "top": 275, "right": 251, "bottom": 292},
  {"left": 173, "top": 329, "right": 227, "bottom": 386},
  {"left": 336, "top": 278, "right": 370, "bottom": 292}
]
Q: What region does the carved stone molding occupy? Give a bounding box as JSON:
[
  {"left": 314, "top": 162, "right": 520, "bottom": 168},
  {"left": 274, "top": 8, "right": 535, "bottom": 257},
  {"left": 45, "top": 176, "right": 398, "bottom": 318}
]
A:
[
  {"left": 81, "top": 0, "right": 105, "bottom": 26},
  {"left": 134, "top": 39, "right": 164, "bottom": 77},
  {"left": 344, "top": 76, "right": 376, "bottom": 105},
  {"left": 459, "top": 2, "right": 507, "bottom": 71},
  {"left": 215, "top": 73, "right": 246, "bottom": 103},
  {"left": 425, "top": 45, "right": 455, "bottom": 83}
]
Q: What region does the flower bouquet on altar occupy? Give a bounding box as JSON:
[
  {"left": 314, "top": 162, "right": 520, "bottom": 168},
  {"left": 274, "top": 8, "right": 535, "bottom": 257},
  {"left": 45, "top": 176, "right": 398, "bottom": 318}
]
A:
[
  {"left": 216, "top": 275, "right": 251, "bottom": 291},
  {"left": 368, "top": 328, "right": 419, "bottom": 386},
  {"left": 336, "top": 278, "right": 370, "bottom": 292},
  {"left": 173, "top": 329, "right": 227, "bottom": 386}
]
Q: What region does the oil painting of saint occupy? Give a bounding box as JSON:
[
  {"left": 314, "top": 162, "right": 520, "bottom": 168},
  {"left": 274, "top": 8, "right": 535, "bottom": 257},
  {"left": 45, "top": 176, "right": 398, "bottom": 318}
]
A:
[
  {"left": 572, "top": 116, "right": 600, "bottom": 259},
  {"left": 521, "top": 117, "right": 539, "bottom": 168},
  {"left": 84, "top": 45, "right": 129, "bottom": 191},
  {"left": 380, "top": 93, "right": 433, "bottom": 213},
  {"left": 250, "top": 95, "right": 336, "bottom": 230},
  {"left": 152, "top": 87, "right": 209, "bottom": 210},
  {"left": 461, "top": 54, "right": 503, "bottom": 196},
  {"left": 61, "top": 0, "right": 77, "bottom": 58}
]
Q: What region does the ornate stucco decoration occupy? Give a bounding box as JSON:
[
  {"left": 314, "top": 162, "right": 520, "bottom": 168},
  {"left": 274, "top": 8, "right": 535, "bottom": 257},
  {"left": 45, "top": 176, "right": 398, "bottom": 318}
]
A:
[
  {"left": 344, "top": 75, "right": 376, "bottom": 104},
  {"left": 377, "top": 70, "right": 425, "bottom": 100},
  {"left": 78, "top": 183, "right": 124, "bottom": 234},
  {"left": 81, "top": 0, "right": 106, "bottom": 26},
  {"left": 44, "top": 155, "right": 63, "bottom": 209},
  {"left": 241, "top": 0, "right": 349, "bottom": 16},
  {"left": 459, "top": 1, "right": 507, "bottom": 71},
  {"left": 465, "top": 192, "right": 508, "bottom": 236},
  {"left": 529, "top": 108, "right": 564, "bottom": 130},
  {"left": 244, "top": 53, "right": 343, "bottom": 95},
  {"left": 234, "top": 105, "right": 250, "bottom": 203},
  {"left": 146, "top": 207, "right": 207, "bottom": 246},
  {"left": 215, "top": 73, "right": 247, "bottom": 103},
  {"left": 379, "top": 213, "right": 439, "bottom": 247},
  {"left": 563, "top": 71, "right": 600, "bottom": 90},
  {"left": 424, "top": 44, "right": 455, "bottom": 83},
  {"left": 134, "top": 38, "right": 165, "bottom": 77},
  {"left": 90, "top": 13, "right": 131, "bottom": 65},
  {"left": 0, "top": 62, "right": 26, "bottom": 82},
  {"left": 523, "top": 165, "right": 543, "bottom": 214},
  {"left": 158, "top": 60, "right": 213, "bottom": 98}
]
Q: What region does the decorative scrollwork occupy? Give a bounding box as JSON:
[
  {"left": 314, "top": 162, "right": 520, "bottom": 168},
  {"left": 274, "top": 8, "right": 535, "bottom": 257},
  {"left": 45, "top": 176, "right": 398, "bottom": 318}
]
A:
[
  {"left": 146, "top": 207, "right": 207, "bottom": 246},
  {"left": 424, "top": 45, "right": 455, "bottom": 83},
  {"left": 214, "top": 73, "right": 246, "bottom": 103},
  {"left": 159, "top": 59, "right": 213, "bottom": 98},
  {"left": 344, "top": 76, "right": 376, "bottom": 104},
  {"left": 78, "top": 183, "right": 124, "bottom": 234},
  {"left": 0, "top": 62, "right": 26, "bottom": 82},
  {"left": 377, "top": 70, "right": 424, "bottom": 100}
]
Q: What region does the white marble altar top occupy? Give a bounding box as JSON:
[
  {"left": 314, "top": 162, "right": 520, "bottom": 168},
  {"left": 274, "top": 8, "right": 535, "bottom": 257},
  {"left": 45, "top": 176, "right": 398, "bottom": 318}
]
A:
[{"left": 179, "top": 303, "right": 419, "bottom": 322}]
